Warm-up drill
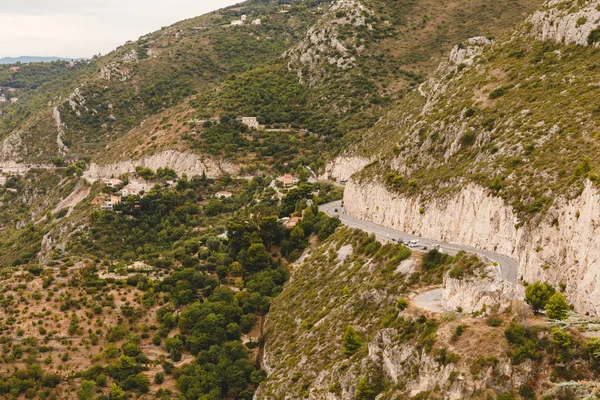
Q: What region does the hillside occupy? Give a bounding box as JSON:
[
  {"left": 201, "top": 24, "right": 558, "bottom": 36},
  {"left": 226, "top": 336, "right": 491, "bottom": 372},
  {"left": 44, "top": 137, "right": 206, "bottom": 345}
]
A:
[
  {"left": 0, "top": 0, "right": 542, "bottom": 170},
  {"left": 334, "top": 0, "right": 600, "bottom": 316},
  {"left": 258, "top": 228, "right": 600, "bottom": 399},
  {"left": 4, "top": 0, "right": 600, "bottom": 399}
]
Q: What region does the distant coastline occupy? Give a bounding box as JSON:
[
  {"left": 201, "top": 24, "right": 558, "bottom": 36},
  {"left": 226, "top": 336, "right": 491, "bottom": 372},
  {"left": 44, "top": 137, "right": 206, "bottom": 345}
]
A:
[{"left": 0, "top": 56, "right": 82, "bottom": 64}]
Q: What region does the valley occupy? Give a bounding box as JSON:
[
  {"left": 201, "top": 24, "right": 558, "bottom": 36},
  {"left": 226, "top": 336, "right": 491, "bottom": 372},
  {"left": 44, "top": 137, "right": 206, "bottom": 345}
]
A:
[{"left": 1, "top": 0, "right": 600, "bottom": 399}]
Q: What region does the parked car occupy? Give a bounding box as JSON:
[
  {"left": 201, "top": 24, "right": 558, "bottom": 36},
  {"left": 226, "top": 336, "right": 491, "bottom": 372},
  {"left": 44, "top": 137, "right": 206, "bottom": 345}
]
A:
[
  {"left": 334, "top": 208, "right": 338, "bottom": 213},
  {"left": 407, "top": 240, "right": 420, "bottom": 248},
  {"left": 421, "top": 246, "right": 428, "bottom": 251}
]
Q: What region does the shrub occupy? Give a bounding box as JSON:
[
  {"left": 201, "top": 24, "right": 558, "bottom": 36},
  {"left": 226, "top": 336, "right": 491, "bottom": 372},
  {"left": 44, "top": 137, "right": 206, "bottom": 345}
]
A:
[
  {"left": 342, "top": 326, "right": 362, "bottom": 356},
  {"left": 588, "top": 28, "right": 600, "bottom": 46},
  {"left": 486, "top": 316, "right": 504, "bottom": 327},
  {"left": 546, "top": 292, "right": 570, "bottom": 320},
  {"left": 489, "top": 86, "right": 506, "bottom": 99},
  {"left": 586, "top": 337, "right": 600, "bottom": 364},
  {"left": 396, "top": 297, "right": 408, "bottom": 311},
  {"left": 451, "top": 324, "right": 467, "bottom": 341}
]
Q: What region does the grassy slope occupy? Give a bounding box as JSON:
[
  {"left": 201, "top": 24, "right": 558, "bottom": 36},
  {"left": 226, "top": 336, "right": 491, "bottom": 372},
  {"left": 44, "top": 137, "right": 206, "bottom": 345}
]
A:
[
  {"left": 260, "top": 228, "right": 600, "bottom": 399},
  {"left": 0, "top": 0, "right": 544, "bottom": 166},
  {"left": 352, "top": 17, "right": 600, "bottom": 219}
]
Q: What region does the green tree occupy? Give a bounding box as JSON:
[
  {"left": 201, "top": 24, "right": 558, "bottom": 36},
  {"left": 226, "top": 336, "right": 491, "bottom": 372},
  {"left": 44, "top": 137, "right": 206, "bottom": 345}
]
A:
[
  {"left": 245, "top": 243, "right": 271, "bottom": 273},
  {"left": 77, "top": 380, "right": 96, "bottom": 400},
  {"left": 586, "top": 337, "right": 600, "bottom": 364},
  {"left": 551, "top": 329, "right": 572, "bottom": 362},
  {"left": 342, "top": 326, "right": 362, "bottom": 356},
  {"left": 525, "top": 281, "right": 555, "bottom": 314},
  {"left": 546, "top": 292, "right": 570, "bottom": 320},
  {"left": 108, "top": 383, "right": 126, "bottom": 400}
]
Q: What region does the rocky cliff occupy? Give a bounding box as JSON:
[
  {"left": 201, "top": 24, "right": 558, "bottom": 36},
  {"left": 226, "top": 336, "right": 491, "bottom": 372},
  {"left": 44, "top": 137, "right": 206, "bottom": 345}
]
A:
[
  {"left": 344, "top": 180, "right": 600, "bottom": 316},
  {"left": 83, "top": 150, "right": 238, "bottom": 181},
  {"left": 257, "top": 227, "right": 598, "bottom": 399}
]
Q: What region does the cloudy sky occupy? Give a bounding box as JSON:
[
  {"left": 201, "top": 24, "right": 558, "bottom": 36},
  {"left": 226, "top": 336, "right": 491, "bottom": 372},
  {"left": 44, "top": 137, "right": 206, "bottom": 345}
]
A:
[{"left": 0, "top": 0, "right": 241, "bottom": 58}]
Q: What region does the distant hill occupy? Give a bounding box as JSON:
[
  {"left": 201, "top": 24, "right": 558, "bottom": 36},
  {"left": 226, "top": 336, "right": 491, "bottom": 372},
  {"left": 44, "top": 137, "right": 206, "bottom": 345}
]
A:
[{"left": 0, "top": 56, "right": 75, "bottom": 64}]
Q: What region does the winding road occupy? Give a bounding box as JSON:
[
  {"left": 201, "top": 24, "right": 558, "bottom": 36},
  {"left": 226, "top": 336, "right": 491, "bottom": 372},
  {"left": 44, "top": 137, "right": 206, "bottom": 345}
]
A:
[{"left": 319, "top": 200, "right": 520, "bottom": 312}]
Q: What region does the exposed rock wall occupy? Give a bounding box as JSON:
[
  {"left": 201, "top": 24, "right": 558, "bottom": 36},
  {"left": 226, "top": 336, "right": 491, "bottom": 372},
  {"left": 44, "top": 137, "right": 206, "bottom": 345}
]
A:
[
  {"left": 320, "top": 156, "right": 371, "bottom": 182},
  {"left": 344, "top": 180, "right": 600, "bottom": 316},
  {"left": 84, "top": 150, "right": 238, "bottom": 181},
  {"left": 441, "top": 263, "right": 525, "bottom": 315},
  {"left": 528, "top": 0, "right": 600, "bottom": 46}
]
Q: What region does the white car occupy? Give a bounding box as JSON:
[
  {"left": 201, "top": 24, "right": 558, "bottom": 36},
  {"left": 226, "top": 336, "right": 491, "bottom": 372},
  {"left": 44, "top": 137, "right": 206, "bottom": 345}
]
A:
[{"left": 407, "top": 240, "right": 420, "bottom": 248}]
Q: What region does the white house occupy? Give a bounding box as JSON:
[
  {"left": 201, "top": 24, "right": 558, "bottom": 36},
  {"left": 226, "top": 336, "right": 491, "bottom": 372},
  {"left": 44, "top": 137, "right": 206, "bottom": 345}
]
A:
[
  {"left": 104, "top": 178, "right": 123, "bottom": 187},
  {"left": 231, "top": 20, "right": 244, "bottom": 26},
  {"left": 10, "top": 98, "right": 18, "bottom": 104},
  {"left": 241, "top": 117, "right": 259, "bottom": 130},
  {"left": 241, "top": 15, "right": 247, "bottom": 21},
  {"left": 252, "top": 19, "right": 262, "bottom": 25},
  {"left": 122, "top": 183, "right": 146, "bottom": 197},
  {"left": 0, "top": 175, "right": 6, "bottom": 185},
  {"left": 0, "top": 95, "right": 6, "bottom": 103},
  {"left": 215, "top": 191, "right": 233, "bottom": 199}
]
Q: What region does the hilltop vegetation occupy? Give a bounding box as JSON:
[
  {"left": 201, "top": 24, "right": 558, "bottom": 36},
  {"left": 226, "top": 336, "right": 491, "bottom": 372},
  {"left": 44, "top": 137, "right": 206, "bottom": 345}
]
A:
[
  {"left": 350, "top": 7, "right": 600, "bottom": 219},
  {"left": 0, "top": 0, "right": 543, "bottom": 165}
]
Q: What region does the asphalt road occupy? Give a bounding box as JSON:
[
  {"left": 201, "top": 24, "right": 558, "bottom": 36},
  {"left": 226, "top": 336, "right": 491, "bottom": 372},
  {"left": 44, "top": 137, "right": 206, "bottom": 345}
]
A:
[{"left": 319, "top": 200, "right": 520, "bottom": 311}]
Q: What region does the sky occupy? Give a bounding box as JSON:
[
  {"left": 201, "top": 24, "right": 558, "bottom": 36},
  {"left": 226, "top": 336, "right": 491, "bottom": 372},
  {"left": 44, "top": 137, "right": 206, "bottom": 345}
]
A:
[{"left": 0, "top": 0, "right": 241, "bottom": 58}]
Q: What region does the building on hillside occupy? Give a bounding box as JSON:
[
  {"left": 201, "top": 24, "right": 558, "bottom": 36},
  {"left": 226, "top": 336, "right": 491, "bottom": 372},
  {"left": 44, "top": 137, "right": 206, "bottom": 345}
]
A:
[
  {"left": 0, "top": 95, "right": 6, "bottom": 103},
  {"left": 9, "top": 66, "right": 19, "bottom": 72},
  {"left": 276, "top": 174, "right": 299, "bottom": 187},
  {"left": 215, "top": 191, "right": 233, "bottom": 199},
  {"left": 241, "top": 117, "right": 259, "bottom": 130},
  {"left": 241, "top": 15, "right": 247, "bottom": 21},
  {"left": 252, "top": 19, "right": 262, "bottom": 25},
  {"left": 231, "top": 20, "right": 244, "bottom": 26},
  {"left": 104, "top": 178, "right": 123, "bottom": 187},
  {"left": 10, "top": 98, "right": 18, "bottom": 104},
  {"left": 100, "top": 202, "right": 114, "bottom": 212},
  {"left": 111, "top": 195, "right": 122, "bottom": 205},
  {"left": 122, "top": 183, "right": 146, "bottom": 197},
  {"left": 0, "top": 175, "right": 6, "bottom": 186},
  {"left": 286, "top": 216, "right": 303, "bottom": 229}
]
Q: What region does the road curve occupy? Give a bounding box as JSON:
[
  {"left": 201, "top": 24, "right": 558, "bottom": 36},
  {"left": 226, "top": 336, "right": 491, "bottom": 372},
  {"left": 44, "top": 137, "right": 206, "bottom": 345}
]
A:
[{"left": 319, "top": 200, "right": 521, "bottom": 310}]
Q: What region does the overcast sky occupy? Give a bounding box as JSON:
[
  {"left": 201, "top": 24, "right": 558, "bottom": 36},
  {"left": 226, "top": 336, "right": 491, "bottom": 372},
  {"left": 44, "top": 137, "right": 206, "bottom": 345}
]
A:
[{"left": 0, "top": 0, "right": 241, "bottom": 58}]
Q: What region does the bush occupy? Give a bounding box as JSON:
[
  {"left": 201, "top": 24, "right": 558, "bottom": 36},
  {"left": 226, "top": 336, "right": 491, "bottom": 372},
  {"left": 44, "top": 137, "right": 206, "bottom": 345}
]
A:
[
  {"left": 342, "top": 326, "right": 362, "bottom": 356},
  {"left": 546, "top": 292, "right": 570, "bottom": 320},
  {"left": 586, "top": 337, "right": 600, "bottom": 364},
  {"left": 489, "top": 86, "right": 506, "bottom": 99},
  {"left": 396, "top": 297, "right": 408, "bottom": 311},
  {"left": 588, "top": 28, "right": 600, "bottom": 46}
]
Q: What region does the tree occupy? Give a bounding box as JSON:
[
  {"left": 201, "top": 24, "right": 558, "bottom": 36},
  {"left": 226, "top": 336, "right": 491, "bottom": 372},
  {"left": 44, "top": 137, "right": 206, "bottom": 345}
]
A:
[
  {"left": 77, "top": 380, "right": 96, "bottom": 400},
  {"left": 525, "top": 281, "right": 555, "bottom": 314},
  {"left": 586, "top": 337, "right": 600, "bottom": 364},
  {"left": 245, "top": 243, "right": 271, "bottom": 273},
  {"left": 551, "top": 328, "right": 572, "bottom": 362},
  {"left": 546, "top": 292, "right": 570, "bottom": 320},
  {"left": 342, "top": 326, "right": 362, "bottom": 356}
]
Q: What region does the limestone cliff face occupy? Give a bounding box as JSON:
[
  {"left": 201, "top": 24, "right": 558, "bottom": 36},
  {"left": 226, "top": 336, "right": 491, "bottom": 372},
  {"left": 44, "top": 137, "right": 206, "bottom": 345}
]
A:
[
  {"left": 83, "top": 150, "right": 238, "bottom": 181},
  {"left": 528, "top": 0, "right": 600, "bottom": 46},
  {"left": 344, "top": 180, "right": 600, "bottom": 316},
  {"left": 441, "top": 262, "right": 525, "bottom": 315},
  {"left": 320, "top": 156, "right": 372, "bottom": 182}
]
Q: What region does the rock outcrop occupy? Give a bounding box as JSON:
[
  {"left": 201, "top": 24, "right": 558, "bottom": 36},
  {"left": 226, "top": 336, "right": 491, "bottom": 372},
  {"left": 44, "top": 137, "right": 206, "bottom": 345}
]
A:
[
  {"left": 84, "top": 150, "right": 238, "bottom": 181},
  {"left": 344, "top": 180, "right": 600, "bottom": 316},
  {"left": 528, "top": 0, "right": 600, "bottom": 46},
  {"left": 441, "top": 259, "right": 524, "bottom": 315},
  {"left": 320, "top": 156, "right": 372, "bottom": 182}
]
